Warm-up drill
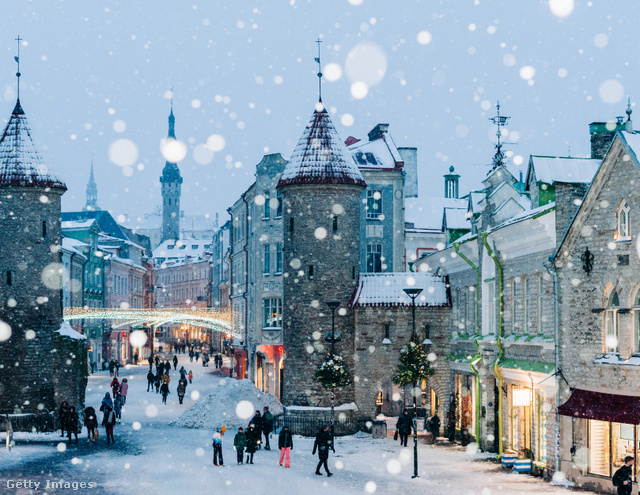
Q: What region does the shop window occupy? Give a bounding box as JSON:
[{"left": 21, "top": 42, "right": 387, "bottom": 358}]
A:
[
  {"left": 511, "top": 386, "right": 532, "bottom": 456},
  {"left": 588, "top": 420, "right": 637, "bottom": 479},
  {"left": 537, "top": 390, "right": 547, "bottom": 464},
  {"left": 605, "top": 290, "right": 620, "bottom": 353}
]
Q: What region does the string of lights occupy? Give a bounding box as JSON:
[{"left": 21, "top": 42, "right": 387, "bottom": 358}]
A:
[{"left": 63, "top": 307, "right": 237, "bottom": 338}]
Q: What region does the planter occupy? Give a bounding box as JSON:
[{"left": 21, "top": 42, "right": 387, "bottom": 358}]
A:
[
  {"left": 501, "top": 452, "right": 517, "bottom": 467},
  {"left": 514, "top": 458, "right": 532, "bottom": 473}
]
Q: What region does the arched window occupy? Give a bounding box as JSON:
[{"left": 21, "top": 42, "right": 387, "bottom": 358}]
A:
[
  {"left": 605, "top": 290, "right": 620, "bottom": 353},
  {"left": 615, "top": 201, "right": 631, "bottom": 241}
]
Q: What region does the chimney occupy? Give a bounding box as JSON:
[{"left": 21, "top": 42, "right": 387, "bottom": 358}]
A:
[{"left": 367, "top": 123, "right": 389, "bottom": 142}]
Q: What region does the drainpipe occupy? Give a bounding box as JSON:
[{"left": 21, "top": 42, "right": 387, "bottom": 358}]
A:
[
  {"left": 242, "top": 193, "right": 251, "bottom": 381},
  {"left": 481, "top": 233, "right": 505, "bottom": 457},
  {"left": 454, "top": 242, "right": 482, "bottom": 446},
  {"left": 545, "top": 259, "right": 561, "bottom": 475}
]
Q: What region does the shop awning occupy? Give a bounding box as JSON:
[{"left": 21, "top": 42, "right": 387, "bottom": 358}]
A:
[{"left": 558, "top": 389, "right": 640, "bottom": 424}]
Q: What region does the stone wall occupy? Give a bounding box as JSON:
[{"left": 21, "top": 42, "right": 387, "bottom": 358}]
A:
[
  {"left": 52, "top": 332, "right": 89, "bottom": 416},
  {"left": 280, "top": 183, "right": 363, "bottom": 407}
]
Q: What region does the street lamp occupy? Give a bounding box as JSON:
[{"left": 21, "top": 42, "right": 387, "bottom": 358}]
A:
[
  {"left": 326, "top": 301, "right": 340, "bottom": 441},
  {"left": 403, "top": 287, "right": 423, "bottom": 479}
]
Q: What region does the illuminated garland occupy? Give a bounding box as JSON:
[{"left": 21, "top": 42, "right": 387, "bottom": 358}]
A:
[
  {"left": 63, "top": 307, "right": 238, "bottom": 338},
  {"left": 393, "top": 341, "right": 433, "bottom": 386}
]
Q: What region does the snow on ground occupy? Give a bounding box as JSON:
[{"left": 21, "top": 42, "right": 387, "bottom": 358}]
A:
[
  {"left": 172, "top": 378, "right": 283, "bottom": 429},
  {"left": 1, "top": 353, "right": 581, "bottom": 494}
]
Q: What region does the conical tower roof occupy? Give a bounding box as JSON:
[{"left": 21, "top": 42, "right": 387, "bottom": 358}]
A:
[
  {"left": 160, "top": 106, "right": 183, "bottom": 184},
  {"left": 0, "top": 100, "right": 66, "bottom": 189},
  {"left": 278, "top": 107, "right": 365, "bottom": 188}
]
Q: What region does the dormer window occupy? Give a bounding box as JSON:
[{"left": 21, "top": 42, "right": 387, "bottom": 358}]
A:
[{"left": 615, "top": 201, "right": 631, "bottom": 241}]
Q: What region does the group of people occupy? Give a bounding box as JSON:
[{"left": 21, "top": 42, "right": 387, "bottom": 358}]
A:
[
  {"left": 394, "top": 410, "right": 440, "bottom": 447},
  {"left": 107, "top": 359, "right": 121, "bottom": 377},
  {"left": 146, "top": 363, "right": 192, "bottom": 405}
]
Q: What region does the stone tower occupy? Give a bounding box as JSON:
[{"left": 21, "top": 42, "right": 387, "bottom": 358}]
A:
[
  {"left": 0, "top": 98, "right": 67, "bottom": 427},
  {"left": 83, "top": 159, "right": 100, "bottom": 211},
  {"left": 278, "top": 105, "right": 366, "bottom": 407},
  {"left": 160, "top": 105, "right": 183, "bottom": 242}
]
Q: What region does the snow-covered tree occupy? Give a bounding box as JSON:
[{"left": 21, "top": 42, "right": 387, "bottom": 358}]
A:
[{"left": 314, "top": 352, "right": 351, "bottom": 389}]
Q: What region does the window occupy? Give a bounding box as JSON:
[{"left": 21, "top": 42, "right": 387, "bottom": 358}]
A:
[
  {"left": 263, "top": 191, "right": 271, "bottom": 220},
  {"left": 275, "top": 243, "right": 283, "bottom": 274},
  {"left": 510, "top": 278, "right": 519, "bottom": 334},
  {"left": 263, "top": 244, "right": 270, "bottom": 275},
  {"left": 588, "top": 420, "right": 638, "bottom": 479},
  {"left": 333, "top": 216, "right": 338, "bottom": 232},
  {"left": 468, "top": 285, "right": 477, "bottom": 333},
  {"left": 484, "top": 281, "right": 496, "bottom": 335},
  {"left": 615, "top": 201, "right": 631, "bottom": 241},
  {"left": 263, "top": 298, "right": 282, "bottom": 328},
  {"left": 275, "top": 191, "right": 283, "bottom": 218},
  {"left": 384, "top": 324, "right": 391, "bottom": 340},
  {"left": 289, "top": 217, "right": 294, "bottom": 233},
  {"left": 605, "top": 290, "right": 620, "bottom": 353},
  {"left": 522, "top": 276, "right": 529, "bottom": 334},
  {"left": 42, "top": 220, "right": 47, "bottom": 237},
  {"left": 366, "top": 189, "right": 383, "bottom": 220},
  {"left": 308, "top": 265, "right": 314, "bottom": 280},
  {"left": 366, "top": 243, "right": 382, "bottom": 273},
  {"left": 6, "top": 271, "right": 12, "bottom": 286},
  {"left": 536, "top": 274, "right": 544, "bottom": 334}
]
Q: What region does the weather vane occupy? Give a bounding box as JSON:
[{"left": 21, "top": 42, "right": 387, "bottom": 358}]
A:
[
  {"left": 15, "top": 35, "right": 22, "bottom": 100},
  {"left": 489, "top": 101, "right": 510, "bottom": 170},
  {"left": 315, "top": 37, "right": 323, "bottom": 104}
]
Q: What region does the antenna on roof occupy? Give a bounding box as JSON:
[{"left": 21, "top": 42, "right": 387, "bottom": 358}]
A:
[
  {"left": 14, "top": 35, "right": 22, "bottom": 100},
  {"left": 315, "top": 37, "right": 323, "bottom": 104},
  {"left": 489, "top": 101, "right": 510, "bottom": 171}
]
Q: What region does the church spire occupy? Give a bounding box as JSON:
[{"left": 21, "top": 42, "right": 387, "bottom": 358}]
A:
[
  {"left": 168, "top": 93, "right": 176, "bottom": 139},
  {"left": 84, "top": 158, "right": 100, "bottom": 211}
]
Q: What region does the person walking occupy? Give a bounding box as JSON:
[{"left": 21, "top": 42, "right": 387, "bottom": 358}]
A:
[
  {"left": 58, "top": 400, "right": 69, "bottom": 438},
  {"left": 114, "top": 394, "right": 124, "bottom": 422},
  {"left": 189, "top": 349, "right": 194, "bottom": 362},
  {"left": 234, "top": 427, "right": 247, "bottom": 465},
  {"left": 100, "top": 392, "right": 113, "bottom": 413},
  {"left": 154, "top": 371, "right": 161, "bottom": 393},
  {"left": 102, "top": 406, "right": 117, "bottom": 444},
  {"left": 278, "top": 423, "right": 293, "bottom": 468},
  {"left": 177, "top": 379, "right": 187, "bottom": 405},
  {"left": 147, "top": 370, "right": 155, "bottom": 392},
  {"left": 427, "top": 412, "right": 441, "bottom": 445},
  {"left": 395, "top": 410, "right": 412, "bottom": 448},
  {"left": 160, "top": 382, "right": 170, "bottom": 404},
  {"left": 613, "top": 456, "right": 634, "bottom": 495},
  {"left": 188, "top": 370, "right": 193, "bottom": 384},
  {"left": 249, "top": 410, "right": 263, "bottom": 449},
  {"left": 119, "top": 378, "right": 129, "bottom": 404},
  {"left": 108, "top": 360, "right": 115, "bottom": 377},
  {"left": 313, "top": 424, "right": 334, "bottom": 476},
  {"left": 66, "top": 406, "right": 79, "bottom": 444},
  {"left": 173, "top": 355, "right": 178, "bottom": 370},
  {"left": 84, "top": 406, "right": 98, "bottom": 443},
  {"left": 245, "top": 424, "right": 258, "bottom": 464},
  {"left": 133, "top": 352, "right": 139, "bottom": 365},
  {"left": 110, "top": 377, "right": 120, "bottom": 398},
  {"left": 212, "top": 428, "right": 224, "bottom": 466},
  {"left": 262, "top": 406, "right": 273, "bottom": 450},
  {"left": 148, "top": 354, "right": 153, "bottom": 371}
]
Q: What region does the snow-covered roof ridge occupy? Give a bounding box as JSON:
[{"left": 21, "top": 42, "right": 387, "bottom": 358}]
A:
[
  {"left": 0, "top": 100, "right": 66, "bottom": 190},
  {"left": 350, "top": 272, "right": 449, "bottom": 308},
  {"left": 278, "top": 108, "right": 366, "bottom": 188},
  {"left": 526, "top": 155, "right": 601, "bottom": 186},
  {"left": 56, "top": 321, "right": 87, "bottom": 340}
]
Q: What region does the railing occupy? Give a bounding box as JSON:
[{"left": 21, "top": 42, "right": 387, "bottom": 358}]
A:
[{"left": 272, "top": 412, "right": 372, "bottom": 437}]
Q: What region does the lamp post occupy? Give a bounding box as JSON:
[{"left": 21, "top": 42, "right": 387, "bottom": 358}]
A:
[
  {"left": 326, "top": 301, "right": 340, "bottom": 441},
  {"left": 403, "top": 287, "right": 423, "bottom": 479}
]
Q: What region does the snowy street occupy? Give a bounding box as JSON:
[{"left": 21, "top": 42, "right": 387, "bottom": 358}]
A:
[{"left": 1, "top": 353, "right": 579, "bottom": 495}]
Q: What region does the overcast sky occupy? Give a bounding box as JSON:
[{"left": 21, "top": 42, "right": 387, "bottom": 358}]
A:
[{"left": 3, "top": 0, "right": 638, "bottom": 225}]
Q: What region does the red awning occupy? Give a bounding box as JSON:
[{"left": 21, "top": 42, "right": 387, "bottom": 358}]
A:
[{"left": 558, "top": 389, "right": 640, "bottom": 424}]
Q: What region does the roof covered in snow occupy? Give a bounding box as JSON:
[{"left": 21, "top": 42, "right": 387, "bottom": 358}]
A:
[
  {"left": 350, "top": 272, "right": 450, "bottom": 308},
  {"left": 347, "top": 128, "right": 403, "bottom": 169},
  {"left": 526, "top": 155, "right": 601, "bottom": 187},
  {"left": 278, "top": 108, "right": 366, "bottom": 188},
  {"left": 57, "top": 321, "right": 87, "bottom": 340},
  {"left": 61, "top": 236, "right": 89, "bottom": 257},
  {"left": 442, "top": 207, "right": 470, "bottom": 230},
  {"left": 0, "top": 100, "right": 66, "bottom": 190},
  {"left": 153, "top": 238, "right": 213, "bottom": 261},
  {"left": 621, "top": 131, "right": 640, "bottom": 162}
]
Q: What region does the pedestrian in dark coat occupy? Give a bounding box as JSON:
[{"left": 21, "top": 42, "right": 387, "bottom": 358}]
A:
[
  {"left": 173, "top": 355, "right": 178, "bottom": 370},
  {"left": 245, "top": 424, "right": 259, "bottom": 463},
  {"left": 427, "top": 413, "right": 441, "bottom": 445},
  {"left": 262, "top": 406, "right": 274, "bottom": 450},
  {"left": 278, "top": 423, "right": 293, "bottom": 468},
  {"left": 234, "top": 427, "right": 247, "bottom": 465},
  {"left": 114, "top": 394, "right": 124, "bottom": 421},
  {"left": 212, "top": 428, "right": 224, "bottom": 466},
  {"left": 154, "top": 372, "right": 161, "bottom": 393},
  {"left": 160, "top": 382, "right": 170, "bottom": 404},
  {"left": 164, "top": 360, "right": 171, "bottom": 374},
  {"left": 249, "top": 410, "right": 263, "bottom": 449},
  {"left": 147, "top": 370, "right": 155, "bottom": 392},
  {"left": 66, "top": 406, "right": 79, "bottom": 444},
  {"left": 395, "top": 410, "right": 413, "bottom": 447},
  {"left": 313, "top": 425, "right": 334, "bottom": 476},
  {"left": 177, "top": 379, "right": 187, "bottom": 404},
  {"left": 102, "top": 406, "right": 117, "bottom": 443},
  {"left": 58, "top": 400, "right": 69, "bottom": 437},
  {"left": 148, "top": 355, "right": 153, "bottom": 370},
  {"left": 613, "top": 456, "right": 634, "bottom": 495},
  {"left": 108, "top": 360, "right": 115, "bottom": 377},
  {"left": 84, "top": 406, "right": 98, "bottom": 443}
]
